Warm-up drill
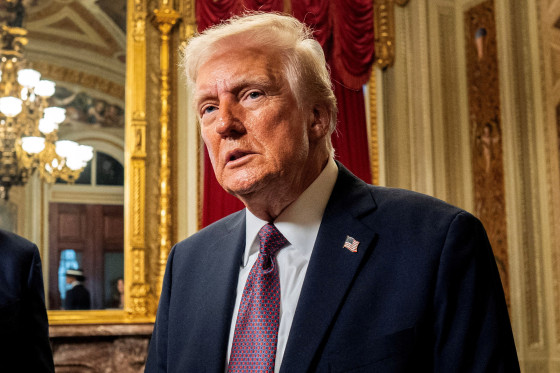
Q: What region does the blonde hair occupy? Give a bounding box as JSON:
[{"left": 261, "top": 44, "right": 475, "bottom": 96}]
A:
[{"left": 180, "top": 12, "right": 337, "bottom": 149}]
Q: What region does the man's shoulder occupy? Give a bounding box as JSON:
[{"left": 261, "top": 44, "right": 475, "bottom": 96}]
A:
[
  {"left": 174, "top": 209, "right": 245, "bottom": 251},
  {"left": 166, "top": 210, "right": 245, "bottom": 270},
  {"left": 361, "top": 184, "right": 479, "bottom": 239},
  {"left": 76, "top": 284, "right": 90, "bottom": 295},
  {"left": 370, "top": 185, "right": 464, "bottom": 216},
  {"left": 334, "top": 166, "right": 473, "bottom": 232},
  {"left": 334, "top": 163, "right": 467, "bottom": 221}
]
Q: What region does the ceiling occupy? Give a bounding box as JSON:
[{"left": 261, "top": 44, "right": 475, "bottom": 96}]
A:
[{"left": 4, "top": 0, "right": 127, "bottom": 103}]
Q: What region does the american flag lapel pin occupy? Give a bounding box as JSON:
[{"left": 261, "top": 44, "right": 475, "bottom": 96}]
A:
[{"left": 343, "top": 235, "right": 359, "bottom": 253}]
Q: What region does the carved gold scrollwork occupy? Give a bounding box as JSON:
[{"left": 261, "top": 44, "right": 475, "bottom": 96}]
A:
[
  {"left": 125, "top": 0, "right": 152, "bottom": 321},
  {"left": 153, "top": 2, "right": 180, "bottom": 298},
  {"left": 373, "top": 0, "right": 410, "bottom": 69},
  {"left": 133, "top": 0, "right": 147, "bottom": 43}
]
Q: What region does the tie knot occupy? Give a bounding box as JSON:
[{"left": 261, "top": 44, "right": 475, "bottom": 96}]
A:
[{"left": 258, "top": 223, "right": 288, "bottom": 257}]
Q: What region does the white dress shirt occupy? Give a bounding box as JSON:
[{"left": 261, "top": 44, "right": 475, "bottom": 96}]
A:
[{"left": 226, "top": 158, "right": 338, "bottom": 372}]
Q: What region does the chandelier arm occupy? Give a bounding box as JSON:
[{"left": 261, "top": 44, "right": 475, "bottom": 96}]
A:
[{"left": 0, "top": 18, "right": 91, "bottom": 198}]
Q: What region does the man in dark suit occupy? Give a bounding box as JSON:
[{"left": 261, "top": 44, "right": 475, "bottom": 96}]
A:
[
  {"left": 0, "top": 229, "right": 55, "bottom": 372},
  {"left": 65, "top": 268, "right": 91, "bottom": 310},
  {"left": 145, "top": 12, "right": 519, "bottom": 372}
]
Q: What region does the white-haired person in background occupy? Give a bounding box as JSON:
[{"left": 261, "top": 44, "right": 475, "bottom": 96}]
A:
[{"left": 145, "top": 12, "right": 519, "bottom": 373}]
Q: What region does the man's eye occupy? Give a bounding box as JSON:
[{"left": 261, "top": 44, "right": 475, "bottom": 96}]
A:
[
  {"left": 248, "top": 91, "right": 262, "bottom": 99},
  {"left": 203, "top": 105, "right": 217, "bottom": 115}
]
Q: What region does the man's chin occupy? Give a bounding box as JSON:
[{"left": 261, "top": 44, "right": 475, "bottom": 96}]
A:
[
  {"left": 225, "top": 184, "right": 258, "bottom": 200},
  {"left": 219, "top": 171, "right": 277, "bottom": 202},
  {"left": 223, "top": 178, "right": 270, "bottom": 203},
  {"left": 219, "top": 171, "right": 263, "bottom": 196}
]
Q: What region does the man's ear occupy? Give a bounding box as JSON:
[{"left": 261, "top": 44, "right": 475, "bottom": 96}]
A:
[{"left": 308, "top": 105, "right": 330, "bottom": 140}]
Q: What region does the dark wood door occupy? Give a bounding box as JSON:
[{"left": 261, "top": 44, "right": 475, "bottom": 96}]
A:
[{"left": 48, "top": 203, "right": 124, "bottom": 310}]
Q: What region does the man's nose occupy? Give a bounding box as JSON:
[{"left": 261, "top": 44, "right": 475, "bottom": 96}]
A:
[{"left": 215, "top": 99, "right": 245, "bottom": 138}]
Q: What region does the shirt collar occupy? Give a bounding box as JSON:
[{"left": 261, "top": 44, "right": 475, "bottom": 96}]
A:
[{"left": 244, "top": 157, "right": 338, "bottom": 266}]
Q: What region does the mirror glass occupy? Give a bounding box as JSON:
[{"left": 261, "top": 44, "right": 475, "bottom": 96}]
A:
[{"left": 0, "top": 0, "right": 126, "bottom": 311}]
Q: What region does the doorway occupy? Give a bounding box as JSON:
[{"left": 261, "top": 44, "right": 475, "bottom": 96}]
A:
[{"left": 48, "top": 203, "right": 124, "bottom": 310}]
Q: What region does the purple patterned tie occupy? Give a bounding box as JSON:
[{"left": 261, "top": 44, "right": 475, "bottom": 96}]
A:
[{"left": 228, "top": 223, "right": 288, "bottom": 373}]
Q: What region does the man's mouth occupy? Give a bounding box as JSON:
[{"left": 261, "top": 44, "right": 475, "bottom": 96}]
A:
[{"left": 226, "top": 150, "right": 252, "bottom": 164}]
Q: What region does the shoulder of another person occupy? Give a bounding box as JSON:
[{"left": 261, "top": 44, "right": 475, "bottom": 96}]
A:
[{"left": 0, "top": 229, "right": 38, "bottom": 262}]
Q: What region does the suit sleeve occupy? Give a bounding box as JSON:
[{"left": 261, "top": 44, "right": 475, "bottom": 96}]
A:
[
  {"left": 24, "top": 245, "right": 55, "bottom": 373},
  {"left": 432, "top": 212, "right": 519, "bottom": 372},
  {"left": 145, "top": 245, "right": 176, "bottom": 373}
]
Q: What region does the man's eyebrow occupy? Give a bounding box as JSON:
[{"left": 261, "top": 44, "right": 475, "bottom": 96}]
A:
[
  {"left": 193, "top": 91, "right": 215, "bottom": 107},
  {"left": 194, "top": 75, "right": 276, "bottom": 104}
]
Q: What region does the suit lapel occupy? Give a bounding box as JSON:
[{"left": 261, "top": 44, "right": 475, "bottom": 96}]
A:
[
  {"left": 185, "top": 211, "right": 246, "bottom": 372},
  {"left": 280, "top": 165, "right": 378, "bottom": 373}
]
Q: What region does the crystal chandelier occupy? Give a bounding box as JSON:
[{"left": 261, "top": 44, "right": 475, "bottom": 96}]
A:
[{"left": 0, "top": 17, "right": 93, "bottom": 200}]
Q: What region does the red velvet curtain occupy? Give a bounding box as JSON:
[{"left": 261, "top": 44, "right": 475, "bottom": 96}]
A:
[{"left": 197, "top": 0, "right": 375, "bottom": 227}]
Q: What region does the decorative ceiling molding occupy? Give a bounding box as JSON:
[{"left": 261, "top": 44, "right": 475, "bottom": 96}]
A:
[
  {"left": 19, "top": 0, "right": 126, "bottom": 92},
  {"left": 27, "top": 1, "right": 122, "bottom": 57},
  {"left": 27, "top": 60, "right": 124, "bottom": 100}
]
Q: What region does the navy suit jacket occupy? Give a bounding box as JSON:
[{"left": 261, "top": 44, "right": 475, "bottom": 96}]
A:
[
  {"left": 0, "top": 229, "right": 55, "bottom": 373},
  {"left": 65, "top": 283, "right": 91, "bottom": 310},
  {"left": 145, "top": 164, "right": 519, "bottom": 372}
]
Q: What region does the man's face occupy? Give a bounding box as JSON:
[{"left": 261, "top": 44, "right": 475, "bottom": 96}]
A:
[{"left": 195, "top": 46, "right": 320, "bottom": 203}]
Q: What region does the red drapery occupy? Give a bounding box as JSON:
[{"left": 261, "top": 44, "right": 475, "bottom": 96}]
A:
[{"left": 197, "top": 0, "right": 375, "bottom": 227}]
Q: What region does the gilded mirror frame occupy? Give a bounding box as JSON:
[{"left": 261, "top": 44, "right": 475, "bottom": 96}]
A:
[
  {"left": 46, "top": 0, "right": 402, "bottom": 324},
  {"left": 47, "top": 0, "right": 153, "bottom": 324}
]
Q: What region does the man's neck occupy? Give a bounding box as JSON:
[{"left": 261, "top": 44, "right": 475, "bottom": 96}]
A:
[{"left": 242, "top": 156, "right": 331, "bottom": 221}]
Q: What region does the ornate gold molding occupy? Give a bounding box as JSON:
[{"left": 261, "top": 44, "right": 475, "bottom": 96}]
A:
[
  {"left": 27, "top": 61, "right": 124, "bottom": 100},
  {"left": 125, "top": 0, "right": 152, "bottom": 321},
  {"left": 153, "top": 2, "right": 180, "bottom": 297},
  {"left": 368, "top": 71, "right": 380, "bottom": 185},
  {"left": 179, "top": 0, "right": 197, "bottom": 41},
  {"left": 133, "top": 0, "right": 147, "bottom": 43},
  {"left": 465, "top": 0, "right": 512, "bottom": 320},
  {"left": 373, "top": 0, "right": 410, "bottom": 69},
  {"left": 48, "top": 0, "right": 153, "bottom": 325},
  {"left": 177, "top": 0, "right": 201, "bottom": 231}
]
